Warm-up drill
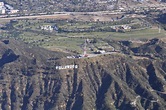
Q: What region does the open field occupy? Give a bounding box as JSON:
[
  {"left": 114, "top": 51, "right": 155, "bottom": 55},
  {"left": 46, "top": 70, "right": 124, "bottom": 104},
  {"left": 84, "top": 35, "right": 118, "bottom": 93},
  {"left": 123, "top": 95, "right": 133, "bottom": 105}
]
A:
[
  {"left": 62, "top": 28, "right": 166, "bottom": 39},
  {"left": 14, "top": 27, "right": 166, "bottom": 54},
  {"left": 1, "top": 15, "right": 166, "bottom": 54}
]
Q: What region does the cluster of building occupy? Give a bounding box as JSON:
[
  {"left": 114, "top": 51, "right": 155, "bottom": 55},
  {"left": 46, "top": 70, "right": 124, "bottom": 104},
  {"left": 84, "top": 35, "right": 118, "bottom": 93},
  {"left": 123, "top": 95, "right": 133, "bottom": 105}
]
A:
[
  {"left": 111, "top": 25, "right": 131, "bottom": 32},
  {"left": 0, "top": 2, "right": 19, "bottom": 14},
  {"left": 40, "top": 25, "right": 58, "bottom": 32},
  {"left": 133, "top": 0, "right": 165, "bottom": 2}
]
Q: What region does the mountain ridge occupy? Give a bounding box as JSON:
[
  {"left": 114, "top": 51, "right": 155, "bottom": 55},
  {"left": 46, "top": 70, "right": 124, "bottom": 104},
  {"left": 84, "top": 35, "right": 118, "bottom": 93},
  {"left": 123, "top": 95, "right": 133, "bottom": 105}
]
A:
[{"left": 0, "top": 38, "right": 166, "bottom": 110}]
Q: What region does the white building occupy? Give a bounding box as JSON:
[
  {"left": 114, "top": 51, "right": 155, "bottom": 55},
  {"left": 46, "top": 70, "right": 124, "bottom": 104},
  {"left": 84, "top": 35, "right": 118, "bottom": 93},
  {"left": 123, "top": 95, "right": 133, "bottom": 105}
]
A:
[
  {"left": 9, "top": 9, "right": 19, "bottom": 14},
  {"left": 0, "top": 2, "right": 19, "bottom": 14},
  {"left": 41, "top": 25, "right": 54, "bottom": 32},
  {"left": 41, "top": 25, "right": 58, "bottom": 32},
  {"left": 0, "top": 9, "right": 5, "bottom": 14},
  {"left": 0, "top": 2, "right": 4, "bottom": 6}
]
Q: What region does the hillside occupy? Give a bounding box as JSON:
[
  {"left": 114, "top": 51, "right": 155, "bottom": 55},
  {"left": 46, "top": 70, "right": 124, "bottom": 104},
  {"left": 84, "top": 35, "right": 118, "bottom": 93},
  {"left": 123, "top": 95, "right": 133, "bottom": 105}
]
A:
[{"left": 0, "top": 38, "right": 166, "bottom": 110}]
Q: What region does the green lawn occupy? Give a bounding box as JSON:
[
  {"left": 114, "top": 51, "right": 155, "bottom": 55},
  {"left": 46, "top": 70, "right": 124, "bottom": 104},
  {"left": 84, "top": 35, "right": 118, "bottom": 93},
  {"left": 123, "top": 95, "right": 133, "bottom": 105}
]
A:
[
  {"left": 108, "top": 28, "right": 166, "bottom": 40},
  {"left": 17, "top": 27, "right": 166, "bottom": 53},
  {"left": 3, "top": 19, "right": 166, "bottom": 53},
  {"left": 63, "top": 28, "right": 166, "bottom": 40}
]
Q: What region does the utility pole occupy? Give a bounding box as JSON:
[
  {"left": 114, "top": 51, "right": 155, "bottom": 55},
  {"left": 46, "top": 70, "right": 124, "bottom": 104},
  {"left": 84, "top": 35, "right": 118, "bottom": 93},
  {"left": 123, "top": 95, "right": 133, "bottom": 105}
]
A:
[
  {"left": 83, "top": 39, "right": 88, "bottom": 57},
  {"left": 158, "top": 25, "right": 161, "bottom": 33}
]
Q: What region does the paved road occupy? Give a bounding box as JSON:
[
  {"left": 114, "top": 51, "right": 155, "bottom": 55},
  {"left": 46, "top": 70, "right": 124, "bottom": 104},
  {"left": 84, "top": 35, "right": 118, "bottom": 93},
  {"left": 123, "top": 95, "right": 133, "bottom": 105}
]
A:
[
  {"left": 0, "top": 2, "right": 165, "bottom": 21},
  {"left": 0, "top": 13, "right": 71, "bottom": 20},
  {"left": 67, "top": 51, "right": 122, "bottom": 59},
  {"left": 0, "top": 10, "right": 146, "bottom": 21}
]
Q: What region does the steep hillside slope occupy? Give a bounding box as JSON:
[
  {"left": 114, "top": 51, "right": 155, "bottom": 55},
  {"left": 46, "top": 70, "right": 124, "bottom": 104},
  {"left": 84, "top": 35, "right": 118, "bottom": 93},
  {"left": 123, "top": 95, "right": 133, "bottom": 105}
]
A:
[
  {"left": 130, "top": 38, "right": 166, "bottom": 59},
  {"left": 0, "top": 38, "right": 166, "bottom": 110}
]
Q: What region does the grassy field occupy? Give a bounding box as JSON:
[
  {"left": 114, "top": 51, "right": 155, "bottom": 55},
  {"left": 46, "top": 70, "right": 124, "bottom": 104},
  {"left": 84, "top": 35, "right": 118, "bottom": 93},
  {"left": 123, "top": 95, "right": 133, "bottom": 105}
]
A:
[
  {"left": 1, "top": 19, "right": 166, "bottom": 54},
  {"left": 62, "top": 28, "right": 166, "bottom": 40},
  {"left": 21, "top": 27, "right": 165, "bottom": 54},
  {"left": 106, "top": 28, "right": 166, "bottom": 40}
]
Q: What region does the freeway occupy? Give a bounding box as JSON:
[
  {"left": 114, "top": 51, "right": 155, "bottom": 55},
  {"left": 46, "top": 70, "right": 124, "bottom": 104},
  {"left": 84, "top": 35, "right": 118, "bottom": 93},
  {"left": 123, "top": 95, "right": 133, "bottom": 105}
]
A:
[
  {"left": 0, "top": 4, "right": 165, "bottom": 21},
  {"left": 0, "top": 13, "right": 72, "bottom": 20},
  {"left": 0, "top": 1, "right": 165, "bottom": 21},
  {"left": 0, "top": 11, "right": 126, "bottom": 22}
]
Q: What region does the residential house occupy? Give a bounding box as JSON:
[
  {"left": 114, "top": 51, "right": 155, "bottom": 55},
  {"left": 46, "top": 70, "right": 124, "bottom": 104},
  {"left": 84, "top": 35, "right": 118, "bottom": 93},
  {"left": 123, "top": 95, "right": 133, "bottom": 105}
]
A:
[{"left": 0, "top": 2, "right": 4, "bottom": 6}]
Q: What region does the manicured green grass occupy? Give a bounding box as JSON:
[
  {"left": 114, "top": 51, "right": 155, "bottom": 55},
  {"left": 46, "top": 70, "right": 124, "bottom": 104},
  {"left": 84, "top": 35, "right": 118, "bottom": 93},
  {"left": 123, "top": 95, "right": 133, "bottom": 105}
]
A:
[
  {"left": 5, "top": 19, "right": 166, "bottom": 53},
  {"left": 50, "top": 37, "right": 84, "bottom": 52},
  {"left": 63, "top": 28, "right": 166, "bottom": 40},
  {"left": 108, "top": 28, "right": 166, "bottom": 40},
  {"left": 17, "top": 27, "right": 166, "bottom": 53}
]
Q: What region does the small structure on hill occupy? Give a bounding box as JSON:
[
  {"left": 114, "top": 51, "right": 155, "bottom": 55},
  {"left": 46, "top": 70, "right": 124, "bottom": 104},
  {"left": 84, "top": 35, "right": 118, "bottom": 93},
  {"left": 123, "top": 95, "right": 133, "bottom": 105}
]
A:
[{"left": 40, "top": 25, "right": 58, "bottom": 32}]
